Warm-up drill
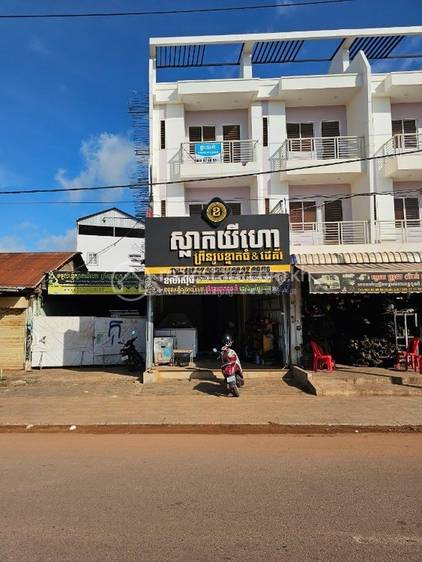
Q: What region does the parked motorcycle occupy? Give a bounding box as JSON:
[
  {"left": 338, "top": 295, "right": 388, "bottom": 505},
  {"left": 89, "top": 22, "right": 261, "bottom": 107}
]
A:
[
  {"left": 213, "top": 334, "right": 244, "bottom": 397},
  {"left": 120, "top": 331, "right": 145, "bottom": 373}
]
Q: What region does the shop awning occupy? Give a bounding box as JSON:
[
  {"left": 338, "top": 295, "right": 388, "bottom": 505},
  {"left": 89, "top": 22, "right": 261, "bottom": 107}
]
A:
[
  {"left": 295, "top": 263, "right": 422, "bottom": 294},
  {"left": 292, "top": 251, "right": 422, "bottom": 265}
]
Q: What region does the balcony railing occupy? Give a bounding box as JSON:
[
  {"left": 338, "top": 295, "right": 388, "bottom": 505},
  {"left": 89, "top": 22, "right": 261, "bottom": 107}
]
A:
[
  {"left": 290, "top": 221, "right": 370, "bottom": 246},
  {"left": 374, "top": 219, "right": 422, "bottom": 243},
  {"left": 281, "top": 135, "right": 365, "bottom": 161},
  {"left": 287, "top": 219, "right": 422, "bottom": 246},
  {"left": 382, "top": 133, "right": 422, "bottom": 156},
  {"left": 180, "top": 139, "right": 257, "bottom": 164}
]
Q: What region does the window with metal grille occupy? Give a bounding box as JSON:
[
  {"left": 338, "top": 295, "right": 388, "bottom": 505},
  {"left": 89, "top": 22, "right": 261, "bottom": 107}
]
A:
[
  {"left": 161, "top": 200, "right": 166, "bottom": 217},
  {"left": 324, "top": 199, "right": 343, "bottom": 222},
  {"left": 289, "top": 201, "right": 316, "bottom": 230},
  {"left": 160, "top": 120, "right": 166, "bottom": 149},
  {"left": 392, "top": 119, "right": 417, "bottom": 149},
  {"left": 188, "top": 126, "right": 216, "bottom": 142},
  {"left": 287, "top": 122, "right": 314, "bottom": 152},
  {"left": 188, "top": 126, "right": 216, "bottom": 157},
  {"left": 86, "top": 253, "right": 98, "bottom": 265},
  {"left": 394, "top": 197, "right": 420, "bottom": 226},
  {"left": 263, "top": 117, "right": 268, "bottom": 147},
  {"left": 189, "top": 202, "right": 241, "bottom": 216}
]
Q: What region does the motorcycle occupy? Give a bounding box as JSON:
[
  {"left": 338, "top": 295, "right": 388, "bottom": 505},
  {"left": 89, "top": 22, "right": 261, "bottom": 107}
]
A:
[
  {"left": 120, "top": 331, "right": 145, "bottom": 373},
  {"left": 213, "top": 336, "right": 244, "bottom": 397}
]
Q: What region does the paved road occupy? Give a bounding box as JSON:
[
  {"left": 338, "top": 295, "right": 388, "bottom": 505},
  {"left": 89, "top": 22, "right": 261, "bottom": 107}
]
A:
[{"left": 1, "top": 434, "right": 421, "bottom": 561}]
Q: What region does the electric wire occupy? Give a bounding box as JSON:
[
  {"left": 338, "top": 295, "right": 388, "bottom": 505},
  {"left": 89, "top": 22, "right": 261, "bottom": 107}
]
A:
[
  {"left": 1, "top": 148, "right": 421, "bottom": 196},
  {"left": 0, "top": 1, "right": 352, "bottom": 20}
]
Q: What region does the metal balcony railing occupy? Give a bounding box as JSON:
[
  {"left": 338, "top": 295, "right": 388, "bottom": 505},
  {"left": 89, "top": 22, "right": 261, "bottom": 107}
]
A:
[
  {"left": 290, "top": 221, "right": 370, "bottom": 246},
  {"left": 281, "top": 135, "right": 365, "bottom": 161},
  {"left": 181, "top": 139, "right": 257, "bottom": 164},
  {"left": 382, "top": 133, "right": 422, "bottom": 156},
  {"left": 374, "top": 219, "right": 422, "bottom": 243}
]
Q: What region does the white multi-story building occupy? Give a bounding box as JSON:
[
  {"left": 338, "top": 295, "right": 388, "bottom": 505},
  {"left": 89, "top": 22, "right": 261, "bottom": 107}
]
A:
[
  {"left": 147, "top": 27, "right": 422, "bottom": 367},
  {"left": 77, "top": 208, "right": 144, "bottom": 272}
]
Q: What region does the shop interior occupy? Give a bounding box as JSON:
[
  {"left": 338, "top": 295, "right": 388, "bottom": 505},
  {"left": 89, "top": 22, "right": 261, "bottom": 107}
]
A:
[
  {"left": 154, "top": 295, "right": 288, "bottom": 367},
  {"left": 302, "top": 278, "right": 422, "bottom": 369}
]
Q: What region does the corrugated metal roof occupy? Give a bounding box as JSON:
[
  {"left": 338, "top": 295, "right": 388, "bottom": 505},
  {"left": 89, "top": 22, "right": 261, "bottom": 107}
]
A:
[
  {"left": 292, "top": 251, "right": 422, "bottom": 265},
  {"left": 296, "top": 263, "right": 422, "bottom": 274},
  {"left": 0, "top": 252, "right": 79, "bottom": 289}
]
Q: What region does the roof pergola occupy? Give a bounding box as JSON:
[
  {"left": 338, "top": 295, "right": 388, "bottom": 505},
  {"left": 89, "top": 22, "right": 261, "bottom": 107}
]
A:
[{"left": 150, "top": 27, "right": 422, "bottom": 69}]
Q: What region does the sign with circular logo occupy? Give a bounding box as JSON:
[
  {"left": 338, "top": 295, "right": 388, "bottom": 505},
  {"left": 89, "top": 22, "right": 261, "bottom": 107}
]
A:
[{"left": 202, "top": 197, "right": 231, "bottom": 227}]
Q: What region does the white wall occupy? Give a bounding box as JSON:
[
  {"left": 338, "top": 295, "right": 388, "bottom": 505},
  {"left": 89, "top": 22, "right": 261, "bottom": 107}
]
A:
[
  {"left": 77, "top": 234, "right": 144, "bottom": 272},
  {"left": 185, "top": 109, "right": 249, "bottom": 140},
  {"left": 285, "top": 105, "right": 348, "bottom": 136},
  {"left": 289, "top": 184, "right": 352, "bottom": 222},
  {"left": 391, "top": 103, "right": 422, "bottom": 132},
  {"left": 346, "top": 51, "right": 374, "bottom": 222},
  {"left": 32, "top": 316, "right": 146, "bottom": 367}
]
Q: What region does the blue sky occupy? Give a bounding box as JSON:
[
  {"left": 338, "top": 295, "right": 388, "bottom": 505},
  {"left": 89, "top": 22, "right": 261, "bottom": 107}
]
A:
[{"left": 0, "top": 0, "right": 422, "bottom": 251}]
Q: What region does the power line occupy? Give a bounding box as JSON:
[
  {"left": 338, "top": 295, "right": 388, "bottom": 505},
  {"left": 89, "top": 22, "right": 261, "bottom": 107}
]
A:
[
  {"left": 0, "top": 1, "right": 352, "bottom": 20},
  {"left": 1, "top": 148, "right": 421, "bottom": 196}
]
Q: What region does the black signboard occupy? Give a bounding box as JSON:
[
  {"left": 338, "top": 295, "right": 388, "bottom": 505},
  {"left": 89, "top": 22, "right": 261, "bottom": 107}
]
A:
[
  {"left": 309, "top": 270, "right": 422, "bottom": 294},
  {"left": 145, "top": 202, "right": 290, "bottom": 296}
]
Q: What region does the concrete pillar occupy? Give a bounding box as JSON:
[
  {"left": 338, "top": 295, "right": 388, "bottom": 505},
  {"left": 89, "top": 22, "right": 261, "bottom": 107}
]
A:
[{"left": 240, "top": 45, "right": 253, "bottom": 78}]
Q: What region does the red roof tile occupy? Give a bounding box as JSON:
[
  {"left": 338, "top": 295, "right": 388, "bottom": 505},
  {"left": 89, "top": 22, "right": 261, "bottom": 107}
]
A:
[{"left": 0, "top": 252, "right": 79, "bottom": 289}]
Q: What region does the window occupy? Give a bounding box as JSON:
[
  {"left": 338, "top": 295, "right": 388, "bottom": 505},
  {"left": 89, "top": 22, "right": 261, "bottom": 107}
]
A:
[
  {"left": 188, "top": 126, "right": 216, "bottom": 142},
  {"left": 86, "top": 253, "right": 98, "bottom": 266},
  {"left": 287, "top": 122, "right": 314, "bottom": 152},
  {"left": 392, "top": 119, "right": 417, "bottom": 149},
  {"left": 321, "top": 121, "right": 341, "bottom": 159},
  {"left": 265, "top": 198, "right": 270, "bottom": 214},
  {"left": 161, "top": 200, "right": 166, "bottom": 217},
  {"left": 160, "top": 120, "right": 166, "bottom": 149},
  {"left": 189, "top": 202, "right": 241, "bottom": 216},
  {"left": 324, "top": 199, "right": 343, "bottom": 222},
  {"left": 394, "top": 197, "right": 420, "bottom": 226},
  {"left": 263, "top": 117, "right": 268, "bottom": 147},
  {"left": 289, "top": 201, "right": 316, "bottom": 229}
]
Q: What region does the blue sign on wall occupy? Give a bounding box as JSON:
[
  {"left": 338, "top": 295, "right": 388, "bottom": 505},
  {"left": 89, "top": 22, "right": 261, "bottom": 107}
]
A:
[{"left": 194, "top": 142, "right": 222, "bottom": 159}]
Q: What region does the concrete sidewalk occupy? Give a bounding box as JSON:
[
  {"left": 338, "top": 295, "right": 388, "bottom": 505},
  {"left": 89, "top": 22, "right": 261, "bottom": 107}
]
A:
[{"left": 0, "top": 368, "right": 422, "bottom": 430}]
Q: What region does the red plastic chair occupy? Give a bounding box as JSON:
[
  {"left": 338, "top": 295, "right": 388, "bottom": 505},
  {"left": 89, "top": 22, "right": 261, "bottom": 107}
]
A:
[
  {"left": 310, "top": 340, "right": 335, "bottom": 372},
  {"left": 396, "top": 336, "right": 420, "bottom": 371}
]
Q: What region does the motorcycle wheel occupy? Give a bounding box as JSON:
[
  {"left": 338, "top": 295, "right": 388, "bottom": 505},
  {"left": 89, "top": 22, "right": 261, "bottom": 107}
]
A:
[{"left": 231, "top": 385, "right": 240, "bottom": 398}]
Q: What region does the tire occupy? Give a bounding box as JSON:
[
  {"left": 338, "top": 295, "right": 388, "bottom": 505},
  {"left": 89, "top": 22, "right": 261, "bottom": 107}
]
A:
[{"left": 231, "top": 384, "right": 240, "bottom": 398}]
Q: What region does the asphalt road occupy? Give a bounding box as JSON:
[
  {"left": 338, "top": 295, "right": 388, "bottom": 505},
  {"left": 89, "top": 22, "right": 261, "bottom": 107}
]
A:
[{"left": 1, "top": 434, "right": 421, "bottom": 562}]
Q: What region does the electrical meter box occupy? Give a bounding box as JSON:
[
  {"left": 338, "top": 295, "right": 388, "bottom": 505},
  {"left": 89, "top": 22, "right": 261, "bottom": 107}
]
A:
[{"left": 154, "top": 337, "right": 174, "bottom": 365}]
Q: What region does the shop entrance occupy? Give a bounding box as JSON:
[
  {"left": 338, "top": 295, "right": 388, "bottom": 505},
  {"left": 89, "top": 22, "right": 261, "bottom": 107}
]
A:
[
  {"left": 155, "top": 294, "right": 288, "bottom": 367},
  {"left": 302, "top": 287, "right": 422, "bottom": 368}
]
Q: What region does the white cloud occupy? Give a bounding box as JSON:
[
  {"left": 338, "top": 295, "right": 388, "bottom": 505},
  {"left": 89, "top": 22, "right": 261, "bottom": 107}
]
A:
[
  {"left": 55, "top": 132, "right": 136, "bottom": 202},
  {"left": 28, "top": 36, "right": 50, "bottom": 55},
  {"left": 37, "top": 229, "right": 76, "bottom": 251},
  {"left": 0, "top": 235, "right": 26, "bottom": 252}
]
